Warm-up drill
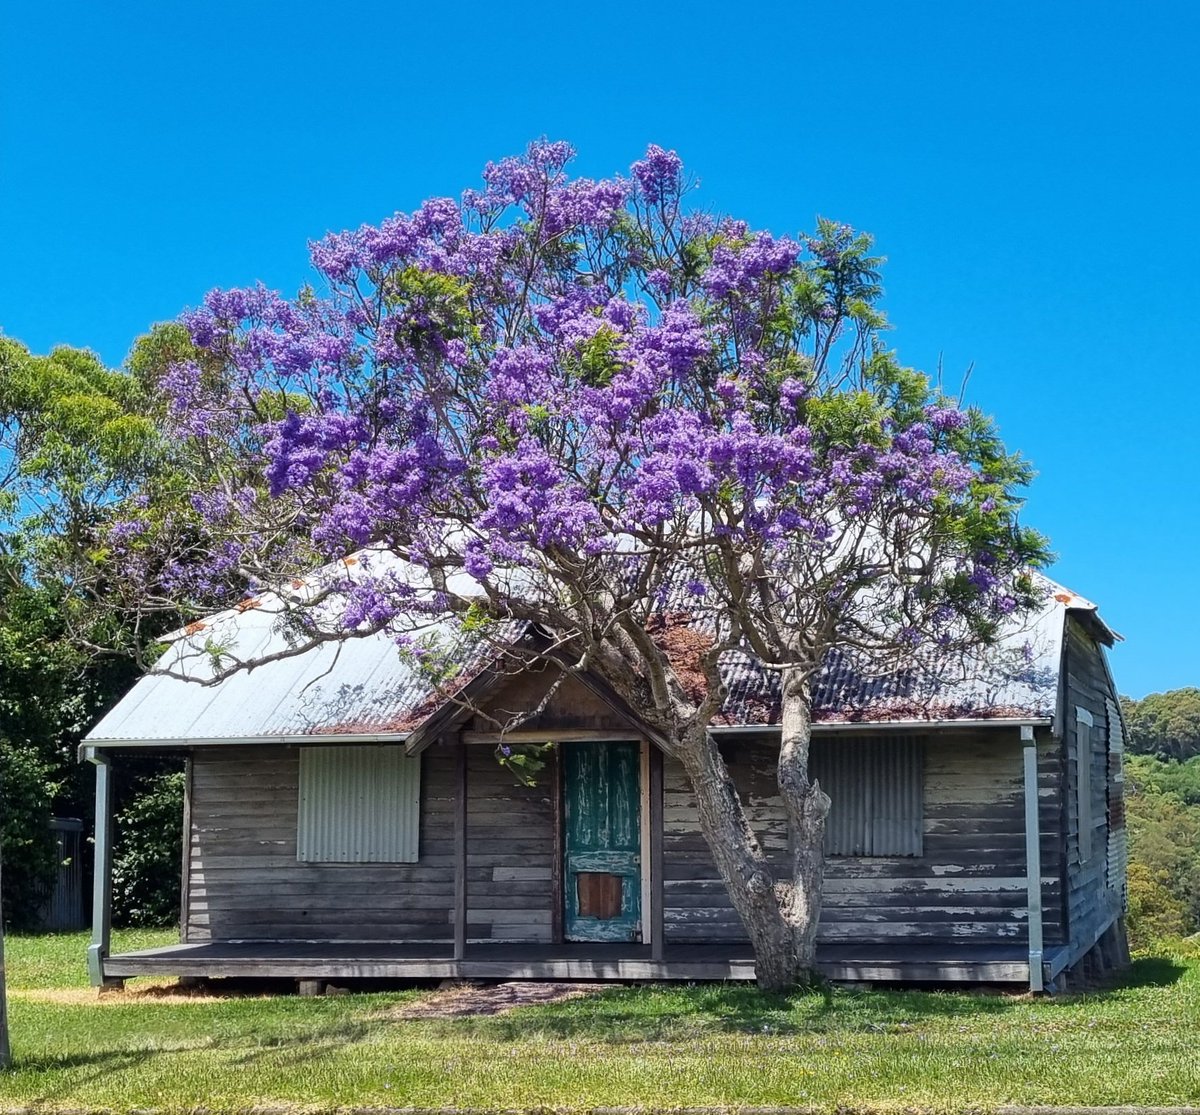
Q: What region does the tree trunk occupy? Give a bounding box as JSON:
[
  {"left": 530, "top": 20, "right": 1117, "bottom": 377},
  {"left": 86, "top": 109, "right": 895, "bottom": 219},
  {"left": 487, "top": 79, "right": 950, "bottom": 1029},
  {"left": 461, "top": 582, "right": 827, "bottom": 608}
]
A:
[
  {"left": 776, "top": 667, "right": 830, "bottom": 979},
  {"left": 0, "top": 829, "right": 10, "bottom": 1069},
  {"left": 675, "top": 670, "right": 829, "bottom": 992},
  {"left": 676, "top": 730, "right": 795, "bottom": 989}
]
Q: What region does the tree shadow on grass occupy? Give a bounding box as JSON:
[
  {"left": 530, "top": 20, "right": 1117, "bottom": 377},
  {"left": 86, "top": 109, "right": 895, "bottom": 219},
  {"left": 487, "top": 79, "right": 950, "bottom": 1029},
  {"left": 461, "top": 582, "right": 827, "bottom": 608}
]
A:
[
  {"left": 228, "top": 1016, "right": 376, "bottom": 1068},
  {"left": 10, "top": 1047, "right": 162, "bottom": 1101},
  {"left": 13, "top": 1005, "right": 381, "bottom": 1089},
  {"left": 438, "top": 978, "right": 1021, "bottom": 1043}
]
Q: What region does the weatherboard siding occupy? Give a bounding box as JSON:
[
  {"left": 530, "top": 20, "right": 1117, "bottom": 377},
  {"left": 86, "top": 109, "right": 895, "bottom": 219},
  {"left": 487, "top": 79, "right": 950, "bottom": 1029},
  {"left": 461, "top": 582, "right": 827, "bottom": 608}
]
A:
[
  {"left": 663, "top": 732, "right": 1065, "bottom": 946},
  {"left": 1062, "top": 616, "right": 1124, "bottom": 963},
  {"left": 185, "top": 729, "right": 1071, "bottom": 951},
  {"left": 185, "top": 743, "right": 554, "bottom": 943},
  {"left": 461, "top": 745, "right": 556, "bottom": 942}
]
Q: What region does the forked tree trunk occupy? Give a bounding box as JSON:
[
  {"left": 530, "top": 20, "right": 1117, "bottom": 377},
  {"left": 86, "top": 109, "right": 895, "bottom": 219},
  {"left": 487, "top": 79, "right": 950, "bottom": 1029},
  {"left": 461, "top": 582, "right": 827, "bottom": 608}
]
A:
[{"left": 676, "top": 666, "right": 830, "bottom": 992}]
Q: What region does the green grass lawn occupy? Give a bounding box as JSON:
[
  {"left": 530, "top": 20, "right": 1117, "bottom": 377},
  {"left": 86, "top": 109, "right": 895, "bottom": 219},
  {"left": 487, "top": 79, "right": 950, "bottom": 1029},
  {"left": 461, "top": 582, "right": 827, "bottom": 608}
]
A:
[{"left": 2, "top": 929, "right": 1198, "bottom": 1111}]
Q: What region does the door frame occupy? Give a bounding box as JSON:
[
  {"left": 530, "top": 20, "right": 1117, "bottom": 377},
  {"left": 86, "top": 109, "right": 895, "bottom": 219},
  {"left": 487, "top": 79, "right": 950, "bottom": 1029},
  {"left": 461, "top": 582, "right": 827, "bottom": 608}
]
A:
[{"left": 553, "top": 736, "right": 652, "bottom": 946}]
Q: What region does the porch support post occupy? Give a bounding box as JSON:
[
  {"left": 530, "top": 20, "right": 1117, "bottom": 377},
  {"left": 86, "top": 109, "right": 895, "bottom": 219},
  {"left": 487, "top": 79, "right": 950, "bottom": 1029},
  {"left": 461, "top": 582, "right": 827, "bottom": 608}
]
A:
[
  {"left": 1022, "top": 729, "right": 1044, "bottom": 992},
  {"left": 86, "top": 749, "right": 114, "bottom": 987},
  {"left": 179, "top": 757, "right": 193, "bottom": 942},
  {"left": 453, "top": 736, "right": 468, "bottom": 962},
  {"left": 551, "top": 744, "right": 564, "bottom": 944},
  {"left": 649, "top": 746, "right": 665, "bottom": 962}
]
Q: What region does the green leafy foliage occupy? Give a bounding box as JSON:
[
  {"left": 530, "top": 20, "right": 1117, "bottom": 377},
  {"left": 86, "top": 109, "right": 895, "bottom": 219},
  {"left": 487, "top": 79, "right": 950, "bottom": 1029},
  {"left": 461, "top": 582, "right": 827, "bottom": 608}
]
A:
[
  {"left": 1127, "top": 860, "right": 1188, "bottom": 943},
  {"left": 0, "top": 741, "right": 57, "bottom": 930},
  {"left": 1125, "top": 753, "right": 1200, "bottom": 947},
  {"left": 0, "top": 575, "right": 124, "bottom": 928},
  {"left": 0, "top": 336, "right": 192, "bottom": 930},
  {"left": 495, "top": 741, "right": 555, "bottom": 787},
  {"left": 1122, "top": 687, "right": 1200, "bottom": 761},
  {"left": 111, "top": 769, "right": 184, "bottom": 927}
]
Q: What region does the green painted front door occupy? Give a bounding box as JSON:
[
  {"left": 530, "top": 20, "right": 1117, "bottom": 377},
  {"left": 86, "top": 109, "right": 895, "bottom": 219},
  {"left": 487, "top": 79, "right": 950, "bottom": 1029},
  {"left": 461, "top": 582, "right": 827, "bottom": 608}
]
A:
[{"left": 563, "top": 740, "right": 642, "bottom": 942}]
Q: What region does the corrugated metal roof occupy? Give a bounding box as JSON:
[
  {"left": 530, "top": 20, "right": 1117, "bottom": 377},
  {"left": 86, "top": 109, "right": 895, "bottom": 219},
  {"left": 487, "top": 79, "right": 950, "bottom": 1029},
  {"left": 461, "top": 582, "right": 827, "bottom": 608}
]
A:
[
  {"left": 718, "top": 573, "right": 1079, "bottom": 726},
  {"left": 86, "top": 545, "right": 524, "bottom": 744},
  {"left": 85, "top": 562, "right": 1110, "bottom": 746}
]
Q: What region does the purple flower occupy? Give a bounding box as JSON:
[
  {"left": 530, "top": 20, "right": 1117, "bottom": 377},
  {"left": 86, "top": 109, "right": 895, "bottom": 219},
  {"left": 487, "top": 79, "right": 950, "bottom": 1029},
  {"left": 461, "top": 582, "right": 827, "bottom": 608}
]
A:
[
  {"left": 645, "top": 268, "right": 671, "bottom": 295},
  {"left": 631, "top": 144, "right": 683, "bottom": 204}
]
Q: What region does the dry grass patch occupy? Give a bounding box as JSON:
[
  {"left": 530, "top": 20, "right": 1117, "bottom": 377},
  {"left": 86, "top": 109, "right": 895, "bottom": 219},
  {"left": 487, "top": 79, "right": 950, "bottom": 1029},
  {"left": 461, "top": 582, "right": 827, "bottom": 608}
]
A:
[
  {"left": 387, "top": 980, "right": 609, "bottom": 1019},
  {"left": 11, "top": 979, "right": 279, "bottom": 1006}
]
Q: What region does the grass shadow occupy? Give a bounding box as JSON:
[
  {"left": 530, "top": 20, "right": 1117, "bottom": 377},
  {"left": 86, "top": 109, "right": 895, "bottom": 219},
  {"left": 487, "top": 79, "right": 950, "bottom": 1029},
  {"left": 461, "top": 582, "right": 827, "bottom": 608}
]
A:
[
  {"left": 13, "top": 1047, "right": 157, "bottom": 1074},
  {"left": 433, "top": 977, "right": 1022, "bottom": 1043},
  {"left": 10, "top": 1046, "right": 162, "bottom": 1100},
  {"left": 1113, "top": 956, "right": 1187, "bottom": 988},
  {"left": 229, "top": 1016, "right": 376, "bottom": 1067},
  {"left": 1043, "top": 955, "right": 1189, "bottom": 999}
]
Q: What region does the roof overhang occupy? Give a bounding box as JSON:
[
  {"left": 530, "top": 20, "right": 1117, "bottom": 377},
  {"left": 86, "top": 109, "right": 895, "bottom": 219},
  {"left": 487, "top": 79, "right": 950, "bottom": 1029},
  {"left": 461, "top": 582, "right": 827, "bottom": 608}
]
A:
[
  {"left": 79, "top": 731, "right": 411, "bottom": 759},
  {"left": 81, "top": 716, "right": 1053, "bottom": 760},
  {"left": 710, "top": 717, "right": 1053, "bottom": 735}
]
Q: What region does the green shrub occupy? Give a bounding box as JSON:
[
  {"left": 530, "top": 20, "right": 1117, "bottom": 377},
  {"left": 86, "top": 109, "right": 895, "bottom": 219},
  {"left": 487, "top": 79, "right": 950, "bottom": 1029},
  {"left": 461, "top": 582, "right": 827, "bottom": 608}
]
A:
[
  {"left": 1126, "top": 754, "right": 1200, "bottom": 935},
  {"left": 111, "top": 769, "right": 184, "bottom": 926},
  {"left": 0, "top": 739, "right": 59, "bottom": 929}
]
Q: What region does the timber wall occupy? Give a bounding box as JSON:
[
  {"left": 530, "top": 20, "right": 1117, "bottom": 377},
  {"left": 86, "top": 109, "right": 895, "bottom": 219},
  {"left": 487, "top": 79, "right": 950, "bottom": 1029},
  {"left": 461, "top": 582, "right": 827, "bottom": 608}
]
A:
[
  {"left": 1061, "top": 616, "right": 1125, "bottom": 962},
  {"left": 184, "top": 744, "right": 555, "bottom": 943},
  {"left": 185, "top": 699, "right": 1072, "bottom": 948},
  {"left": 663, "top": 730, "right": 1065, "bottom": 946}
]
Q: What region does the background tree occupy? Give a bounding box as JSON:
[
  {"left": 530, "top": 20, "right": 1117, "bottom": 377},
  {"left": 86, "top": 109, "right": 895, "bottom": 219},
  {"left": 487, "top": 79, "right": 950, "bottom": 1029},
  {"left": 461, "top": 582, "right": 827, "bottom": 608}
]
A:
[
  {"left": 1122, "top": 688, "right": 1200, "bottom": 761},
  {"left": 1124, "top": 751, "right": 1200, "bottom": 945},
  {"left": 1, "top": 829, "right": 9, "bottom": 1069},
  {"left": 0, "top": 337, "right": 187, "bottom": 928},
  {"left": 113, "top": 142, "right": 1047, "bottom": 989}
]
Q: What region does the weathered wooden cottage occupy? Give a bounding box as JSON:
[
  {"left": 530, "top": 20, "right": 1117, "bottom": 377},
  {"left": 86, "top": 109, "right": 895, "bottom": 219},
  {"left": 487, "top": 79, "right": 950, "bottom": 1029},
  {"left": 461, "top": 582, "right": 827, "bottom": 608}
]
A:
[{"left": 82, "top": 571, "right": 1129, "bottom": 991}]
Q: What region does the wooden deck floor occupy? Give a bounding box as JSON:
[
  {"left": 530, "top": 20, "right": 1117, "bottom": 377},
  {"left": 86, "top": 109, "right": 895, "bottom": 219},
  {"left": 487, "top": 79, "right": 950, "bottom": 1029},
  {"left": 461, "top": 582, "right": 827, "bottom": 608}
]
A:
[{"left": 102, "top": 940, "right": 1063, "bottom": 985}]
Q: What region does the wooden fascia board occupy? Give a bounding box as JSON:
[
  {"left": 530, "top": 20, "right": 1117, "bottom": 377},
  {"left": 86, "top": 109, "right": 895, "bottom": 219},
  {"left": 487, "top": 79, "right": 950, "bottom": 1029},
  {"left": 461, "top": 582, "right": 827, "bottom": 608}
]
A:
[
  {"left": 79, "top": 733, "right": 412, "bottom": 759},
  {"left": 551, "top": 658, "right": 673, "bottom": 753}
]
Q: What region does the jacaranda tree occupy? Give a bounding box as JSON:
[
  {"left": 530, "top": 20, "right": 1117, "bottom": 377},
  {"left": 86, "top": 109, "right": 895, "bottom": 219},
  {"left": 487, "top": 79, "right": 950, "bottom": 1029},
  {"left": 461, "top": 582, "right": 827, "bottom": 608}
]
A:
[{"left": 117, "top": 141, "right": 1048, "bottom": 988}]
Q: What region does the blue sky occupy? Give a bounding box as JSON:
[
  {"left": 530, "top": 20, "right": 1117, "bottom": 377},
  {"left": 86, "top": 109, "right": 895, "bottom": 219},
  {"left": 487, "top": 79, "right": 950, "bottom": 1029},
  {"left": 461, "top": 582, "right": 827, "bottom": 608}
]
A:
[{"left": 2, "top": 1, "right": 1196, "bottom": 697}]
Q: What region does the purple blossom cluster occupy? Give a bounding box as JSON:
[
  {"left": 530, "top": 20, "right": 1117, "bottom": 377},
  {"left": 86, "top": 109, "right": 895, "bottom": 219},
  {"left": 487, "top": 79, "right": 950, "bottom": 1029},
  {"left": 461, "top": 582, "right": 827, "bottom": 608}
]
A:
[
  {"left": 144, "top": 141, "right": 1040, "bottom": 652},
  {"left": 702, "top": 234, "right": 802, "bottom": 300}
]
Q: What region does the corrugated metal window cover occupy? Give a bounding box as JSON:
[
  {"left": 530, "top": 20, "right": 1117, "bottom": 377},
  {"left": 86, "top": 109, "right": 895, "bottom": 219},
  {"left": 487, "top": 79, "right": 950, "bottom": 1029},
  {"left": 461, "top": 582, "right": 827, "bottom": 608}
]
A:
[
  {"left": 298, "top": 746, "right": 420, "bottom": 863},
  {"left": 1105, "top": 697, "right": 1128, "bottom": 908},
  {"left": 813, "top": 736, "right": 924, "bottom": 857}
]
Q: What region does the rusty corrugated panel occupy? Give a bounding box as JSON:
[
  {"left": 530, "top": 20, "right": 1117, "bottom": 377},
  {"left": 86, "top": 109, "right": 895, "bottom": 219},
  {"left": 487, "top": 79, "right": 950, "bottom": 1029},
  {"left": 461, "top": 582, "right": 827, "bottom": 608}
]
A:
[
  {"left": 813, "top": 736, "right": 923, "bottom": 857},
  {"left": 297, "top": 746, "right": 420, "bottom": 863}
]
